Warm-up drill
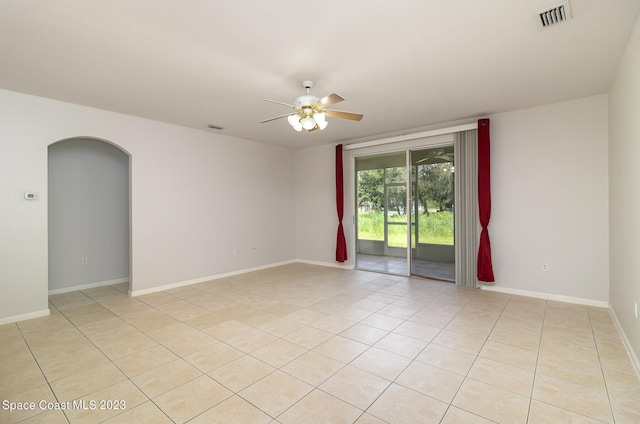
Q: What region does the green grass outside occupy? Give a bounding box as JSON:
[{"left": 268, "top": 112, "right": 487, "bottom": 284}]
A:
[{"left": 358, "top": 210, "right": 453, "bottom": 246}]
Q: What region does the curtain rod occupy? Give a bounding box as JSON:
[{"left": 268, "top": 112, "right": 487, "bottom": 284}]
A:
[{"left": 343, "top": 122, "right": 478, "bottom": 151}]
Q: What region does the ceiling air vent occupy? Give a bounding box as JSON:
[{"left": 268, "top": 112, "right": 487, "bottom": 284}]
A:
[{"left": 538, "top": 1, "right": 572, "bottom": 28}]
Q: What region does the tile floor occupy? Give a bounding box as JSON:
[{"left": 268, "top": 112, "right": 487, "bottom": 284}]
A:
[
  {"left": 1, "top": 263, "right": 639, "bottom": 423},
  {"left": 356, "top": 254, "right": 455, "bottom": 281}
]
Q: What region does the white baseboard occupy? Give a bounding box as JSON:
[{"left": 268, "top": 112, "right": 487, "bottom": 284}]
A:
[
  {"left": 129, "top": 260, "right": 297, "bottom": 297},
  {"left": 480, "top": 284, "right": 609, "bottom": 308},
  {"left": 0, "top": 309, "right": 50, "bottom": 326},
  {"left": 48, "top": 278, "right": 129, "bottom": 295},
  {"left": 609, "top": 306, "right": 640, "bottom": 380},
  {"left": 296, "top": 259, "right": 355, "bottom": 270}
]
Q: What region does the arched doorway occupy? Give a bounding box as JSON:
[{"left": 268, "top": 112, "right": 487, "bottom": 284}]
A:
[{"left": 48, "top": 137, "right": 131, "bottom": 294}]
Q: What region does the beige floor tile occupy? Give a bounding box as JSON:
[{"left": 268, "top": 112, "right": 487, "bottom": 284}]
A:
[
  {"left": 0, "top": 350, "right": 39, "bottom": 379},
  {"left": 488, "top": 325, "right": 540, "bottom": 351},
  {"left": 184, "top": 342, "right": 244, "bottom": 372},
  {"left": 160, "top": 330, "right": 218, "bottom": 357},
  {"left": 121, "top": 308, "right": 180, "bottom": 333},
  {"left": 38, "top": 347, "right": 110, "bottom": 381},
  {"left": 440, "top": 406, "right": 496, "bottom": 423},
  {"left": 281, "top": 351, "right": 344, "bottom": 386},
  {"left": 539, "top": 338, "right": 600, "bottom": 366},
  {"left": 0, "top": 363, "right": 47, "bottom": 399},
  {"left": 602, "top": 367, "right": 640, "bottom": 399},
  {"left": 377, "top": 304, "right": 419, "bottom": 320},
  {"left": 225, "top": 328, "right": 278, "bottom": 353},
  {"left": 29, "top": 337, "right": 96, "bottom": 364},
  {"left": 279, "top": 389, "right": 363, "bottom": 424},
  {"left": 130, "top": 359, "right": 202, "bottom": 398},
  {"left": 396, "top": 361, "right": 464, "bottom": 403},
  {"left": 63, "top": 380, "right": 147, "bottom": 424},
  {"left": 154, "top": 375, "right": 232, "bottom": 422},
  {"left": 367, "top": 383, "right": 449, "bottom": 424},
  {"left": 494, "top": 315, "right": 542, "bottom": 336},
  {"left": 320, "top": 365, "right": 390, "bottom": 410},
  {"left": 309, "top": 315, "right": 356, "bottom": 334},
  {"left": 354, "top": 413, "right": 387, "bottom": 423},
  {"left": 453, "top": 378, "right": 530, "bottom": 424},
  {"left": 282, "top": 308, "right": 328, "bottom": 324},
  {"left": 16, "top": 409, "right": 69, "bottom": 424},
  {"left": 102, "top": 401, "right": 173, "bottom": 423},
  {"left": 283, "top": 326, "right": 334, "bottom": 349},
  {"left": 373, "top": 332, "right": 428, "bottom": 358},
  {"left": 94, "top": 332, "right": 159, "bottom": 360},
  {"left": 258, "top": 317, "right": 306, "bottom": 337},
  {"left": 360, "top": 313, "right": 404, "bottom": 331},
  {"left": 392, "top": 320, "right": 441, "bottom": 342},
  {"left": 467, "top": 357, "right": 534, "bottom": 397},
  {"left": 331, "top": 306, "right": 373, "bottom": 322},
  {"left": 536, "top": 353, "right": 606, "bottom": 390},
  {"left": 542, "top": 324, "right": 596, "bottom": 348},
  {"left": 432, "top": 329, "right": 486, "bottom": 355},
  {"left": 532, "top": 374, "right": 613, "bottom": 422},
  {"left": 610, "top": 395, "right": 640, "bottom": 424},
  {"left": 415, "top": 343, "right": 476, "bottom": 376},
  {"left": 250, "top": 339, "right": 308, "bottom": 368},
  {"left": 445, "top": 317, "right": 494, "bottom": 338},
  {"left": 156, "top": 299, "right": 211, "bottom": 321},
  {"left": 203, "top": 320, "right": 253, "bottom": 340},
  {"left": 112, "top": 345, "right": 178, "bottom": 377},
  {"left": 50, "top": 363, "right": 126, "bottom": 401},
  {"left": 209, "top": 355, "right": 275, "bottom": 392},
  {"left": 339, "top": 323, "right": 389, "bottom": 345},
  {"left": 239, "top": 370, "right": 313, "bottom": 417},
  {"left": 188, "top": 395, "right": 272, "bottom": 424},
  {"left": 67, "top": 308, "right": 117, "bottom": 327},
  {"left": 314, "top": 336, "right": 369, "bottom": 363},
  {"left": 351, "top": 347, "right": 412, "bottom": 381},
  {"left": 528, "top": 400, "right": 604, "bottom": 424},
  {"left": 1, "top": 384, "right": 57, "bottom": 423},
  {"left": 479, "top": 340, "right": 538, "bottom": 371}
]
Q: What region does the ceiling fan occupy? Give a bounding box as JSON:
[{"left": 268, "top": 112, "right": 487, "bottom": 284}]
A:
[{"left": 260, "top": 81, "right": 363, "bottom": 132}]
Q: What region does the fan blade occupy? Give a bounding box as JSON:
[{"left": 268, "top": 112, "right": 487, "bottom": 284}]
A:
[
  {"left": 262, "top": 98, "right": 297, "bottom": 108},
  {"left": 314, "top": 93, "right": 344, "bottom": 109},
  {"left": 324, "top": 109, "right": 364, "bottom": 121},
  {"left": 259, "top": 113, "right": 294, "bottom": 123}
]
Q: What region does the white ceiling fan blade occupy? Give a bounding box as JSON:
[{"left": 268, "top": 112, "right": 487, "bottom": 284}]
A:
[
  {"left": 259, "top": 113, "right": 294, "bottom": 123},
  {"left": 262, "top": 98, "right": 297, "bottom": 108}
]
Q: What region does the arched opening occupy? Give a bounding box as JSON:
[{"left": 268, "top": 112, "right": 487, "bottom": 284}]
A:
[{"left": 48, "top": 137, "right": 131, "bottom": 295}]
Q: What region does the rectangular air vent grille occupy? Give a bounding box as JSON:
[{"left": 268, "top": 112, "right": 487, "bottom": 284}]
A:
[{"left": 539, "top": 2, "right": 572, "bottom": 27}]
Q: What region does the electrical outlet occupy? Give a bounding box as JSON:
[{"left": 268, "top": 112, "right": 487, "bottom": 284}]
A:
[
  {"left": 81, "top": 258, "right": 88, "bottom": 266},
  {"left": 250, "top": 247, "right": 257, "bottom": 252},
  {"left": 232, "top": 248, "right": 238, "bottom": 255},
  {"left": 542, "top": 263, "right": 549, "bottom": 272}
]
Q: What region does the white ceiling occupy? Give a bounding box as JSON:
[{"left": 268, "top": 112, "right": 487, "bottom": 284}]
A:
[{"left": 1, "top": 0, "right": 639, "bottom": 149}]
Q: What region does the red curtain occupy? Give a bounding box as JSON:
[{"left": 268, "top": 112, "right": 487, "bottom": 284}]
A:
[
  {"left": 477, "top": 119, "right": 495, "bottom": 282},
  {"left": 335, "top": 144, "right": 348, "bottom": 262}
]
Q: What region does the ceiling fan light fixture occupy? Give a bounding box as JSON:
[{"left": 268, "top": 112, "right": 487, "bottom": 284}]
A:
[
  {"left": 313, "top": 112, "right": 326, "bottom": 123},
  {"left": 301, "top": 116, "right": 316, "bottom": 130},
  {"left": 292, "top": 122, "right": 303, "bottom": 132},
  {"left": 287, "top": 114, "right": 301, "bottom": 126},
  {"left": 317, "top": 120, "right": 328, "bottom": 130}
]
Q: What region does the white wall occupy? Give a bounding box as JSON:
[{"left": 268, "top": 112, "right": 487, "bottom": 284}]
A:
[
  {"left": 48, "top": 138, "right": 130, "bottom": 290},
  {"left": 294, "top": 144, "right": 346, "bottom": 265},
  {"left": 490, "top": 95, "right": 610, "bottom": 302},
  {"left": 0, "top": 88, "right": 295, "bottom": 322},
  {"left": 296, "top": 95, "right": 610, "bottom": 303},
  {"left": 608, "top": 15, "right": 640, "bottom": 366}
]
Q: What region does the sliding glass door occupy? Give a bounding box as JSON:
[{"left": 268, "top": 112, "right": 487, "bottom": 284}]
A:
[{"left": 354, "top": 146, "right": 455, "bottom": 281}]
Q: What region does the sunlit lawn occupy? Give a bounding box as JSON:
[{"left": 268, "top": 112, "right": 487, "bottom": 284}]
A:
[{"left": 357, "top": 210, "right": 453, "bottom": 246}]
